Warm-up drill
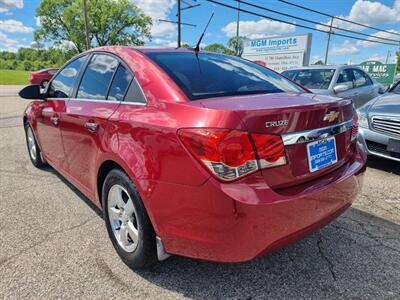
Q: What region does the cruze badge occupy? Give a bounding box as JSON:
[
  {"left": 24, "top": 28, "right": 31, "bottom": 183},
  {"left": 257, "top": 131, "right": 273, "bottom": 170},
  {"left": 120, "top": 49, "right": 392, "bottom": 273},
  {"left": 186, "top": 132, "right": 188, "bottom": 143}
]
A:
[
  {"left": 265, "top": 120, "right": 289, "bottom": 128},
  {"left": 323, "top": 111, "right": 340, "bottom": 122}
]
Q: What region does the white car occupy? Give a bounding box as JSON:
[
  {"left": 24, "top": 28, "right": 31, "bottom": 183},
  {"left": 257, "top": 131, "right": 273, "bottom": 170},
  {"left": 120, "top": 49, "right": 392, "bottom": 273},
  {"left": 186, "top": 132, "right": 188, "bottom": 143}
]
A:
[{"left": 282, "top": 65, "right": 385, "bottom": 108}]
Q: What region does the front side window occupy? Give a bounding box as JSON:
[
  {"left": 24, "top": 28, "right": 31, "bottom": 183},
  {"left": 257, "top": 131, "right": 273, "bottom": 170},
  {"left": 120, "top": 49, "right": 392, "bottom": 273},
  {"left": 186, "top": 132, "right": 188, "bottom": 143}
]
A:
[
  {"left": 77, "top": 54, "right": 119, "bottom": 100},
  {"left": 352, "top": 69, "right": 370, "bottom": 87},
  {"left": 282, "top": 69, "right": 335, "bottom": 89},
  {"left": 108, "top": 65, "right": 133, "bottom": 101},
  {"left": 145, "top": 52, "right": 304, "bottom": 100},
  {"left": 336, "top": 69, "right": 354, "bottom": 89},
  {"left": 47, "top": 55, "right": 87, "bottom": 98}
]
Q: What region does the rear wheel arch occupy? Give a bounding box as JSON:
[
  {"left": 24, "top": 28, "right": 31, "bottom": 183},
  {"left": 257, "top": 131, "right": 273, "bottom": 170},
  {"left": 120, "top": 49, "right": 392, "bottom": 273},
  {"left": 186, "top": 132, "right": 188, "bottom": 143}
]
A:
[
  {"left": 23, "top": 115, "right": 28, "bottom": 126},
  {"left": 97, "top": 160, "right": 125, "bottom": 208},
  {"left": 96, "top": 159, "right": 160, "bottom": 233}
]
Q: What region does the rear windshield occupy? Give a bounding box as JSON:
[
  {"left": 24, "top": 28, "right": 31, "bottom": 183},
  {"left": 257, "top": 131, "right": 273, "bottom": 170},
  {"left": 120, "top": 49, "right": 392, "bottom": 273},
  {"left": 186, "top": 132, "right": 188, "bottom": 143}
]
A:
[
  {"left": 145, "top": 52, "right": 304, "bottom": 100},
  {"left": 282, "top": 69, "right": 335, "bottom": 89}
]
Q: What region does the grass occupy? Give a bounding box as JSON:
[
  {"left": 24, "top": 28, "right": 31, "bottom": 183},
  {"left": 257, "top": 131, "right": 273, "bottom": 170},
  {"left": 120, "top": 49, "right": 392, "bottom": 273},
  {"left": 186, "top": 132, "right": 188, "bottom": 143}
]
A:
[{"left": 0, "top": 69, "right": 29, "bottom": 85}]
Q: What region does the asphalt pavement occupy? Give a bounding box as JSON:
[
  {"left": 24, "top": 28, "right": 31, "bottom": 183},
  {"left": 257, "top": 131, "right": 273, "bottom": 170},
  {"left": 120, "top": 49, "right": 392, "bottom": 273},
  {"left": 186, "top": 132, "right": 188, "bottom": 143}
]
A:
[{"left": 0, "top": 85, "right": 399, "bottom": 299}]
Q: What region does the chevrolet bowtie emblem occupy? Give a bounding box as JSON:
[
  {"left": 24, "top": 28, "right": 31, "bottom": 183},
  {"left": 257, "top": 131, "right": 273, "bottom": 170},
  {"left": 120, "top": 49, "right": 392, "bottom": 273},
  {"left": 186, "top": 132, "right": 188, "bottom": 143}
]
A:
[{"left": 323, "top": 111, "right": 340, "bottom": 122}]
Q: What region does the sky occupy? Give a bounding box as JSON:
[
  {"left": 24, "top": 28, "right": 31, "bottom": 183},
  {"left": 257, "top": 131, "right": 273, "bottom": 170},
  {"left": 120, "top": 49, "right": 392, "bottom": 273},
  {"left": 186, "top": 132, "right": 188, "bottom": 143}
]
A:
[{"left": 0, "top": 0, "right": 399, "bottom": 65}]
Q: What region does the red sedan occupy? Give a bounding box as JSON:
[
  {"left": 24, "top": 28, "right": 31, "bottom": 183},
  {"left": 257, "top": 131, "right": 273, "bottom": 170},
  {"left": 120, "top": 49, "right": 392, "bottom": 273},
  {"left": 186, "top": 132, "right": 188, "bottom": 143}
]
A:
[
  {"left": 28, "top": 68, "right": 58, "bottom": 87},
  {"left": 19, "top": 46, "right": 367, "bottom": 269}
]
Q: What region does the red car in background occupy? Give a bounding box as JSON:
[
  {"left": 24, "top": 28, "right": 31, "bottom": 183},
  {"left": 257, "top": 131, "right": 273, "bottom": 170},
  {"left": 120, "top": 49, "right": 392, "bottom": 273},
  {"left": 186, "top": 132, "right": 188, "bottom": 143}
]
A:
[
  {"left": 19, "top": 46, "right": 367, "bottom": 269},
  {"left": 28, "top": 68, "right": 58, "bottom": 87}
]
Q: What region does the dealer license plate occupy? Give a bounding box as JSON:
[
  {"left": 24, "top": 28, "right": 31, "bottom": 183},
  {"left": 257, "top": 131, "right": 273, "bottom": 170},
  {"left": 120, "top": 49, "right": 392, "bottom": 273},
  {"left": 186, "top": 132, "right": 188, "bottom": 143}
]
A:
[{"left": 307, "top": 137, "right": 338, "bottom": 173}]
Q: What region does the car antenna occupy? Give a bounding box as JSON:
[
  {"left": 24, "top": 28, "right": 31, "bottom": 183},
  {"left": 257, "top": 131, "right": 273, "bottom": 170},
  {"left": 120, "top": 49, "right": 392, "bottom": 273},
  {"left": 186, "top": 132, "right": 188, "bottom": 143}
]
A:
[{"left": 193, "top": 13, "right": 214, "bottom": 52}]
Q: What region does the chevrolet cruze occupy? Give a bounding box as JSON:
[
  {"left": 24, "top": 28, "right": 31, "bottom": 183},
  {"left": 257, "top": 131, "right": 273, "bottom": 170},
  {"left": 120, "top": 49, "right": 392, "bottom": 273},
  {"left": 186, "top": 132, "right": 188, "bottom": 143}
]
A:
[{"left": 19, "top": 47, "right": 367, "bottom": 269}]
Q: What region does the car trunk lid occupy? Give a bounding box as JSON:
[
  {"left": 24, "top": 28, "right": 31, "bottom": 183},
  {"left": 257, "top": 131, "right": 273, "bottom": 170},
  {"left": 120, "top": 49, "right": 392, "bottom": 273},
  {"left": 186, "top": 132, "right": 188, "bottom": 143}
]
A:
[{"left": 196, "top": 92, "right": 355, "bottom": 188}]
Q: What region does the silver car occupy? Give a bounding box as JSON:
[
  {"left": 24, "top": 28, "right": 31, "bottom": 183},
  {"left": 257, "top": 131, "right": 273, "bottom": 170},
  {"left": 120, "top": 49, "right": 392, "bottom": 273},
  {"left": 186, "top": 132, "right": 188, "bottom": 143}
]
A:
[
  {"left": 357, "top": 81, "right": 400, "bottom": 162},
  {"left": 282, "top": 65, "right": 385, "bottom": 108}
]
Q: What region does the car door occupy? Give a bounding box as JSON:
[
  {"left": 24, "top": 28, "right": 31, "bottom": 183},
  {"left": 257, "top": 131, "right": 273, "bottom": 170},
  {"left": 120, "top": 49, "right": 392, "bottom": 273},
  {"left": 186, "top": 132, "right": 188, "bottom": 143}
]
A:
[
  {"left": 61, "top": 53, "right": 133, "bottom": 195},
  {"left": 351, "top": 68, "right": 377, "bottom": 107},
  {"left": 35, "top": 55, "right": 87, "bottom": 169}
]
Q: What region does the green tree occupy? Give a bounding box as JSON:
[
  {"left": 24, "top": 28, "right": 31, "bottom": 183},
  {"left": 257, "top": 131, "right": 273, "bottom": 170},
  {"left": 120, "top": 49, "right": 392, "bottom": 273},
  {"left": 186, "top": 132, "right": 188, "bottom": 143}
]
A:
[
  {"left": 227, "top": 36, "right": 246, "bottom": 57},
  {"left": 35, "top": 0, "right": 152, "bottom": 52},
  {"left": 203, "top": 43, "right": 235, "bottom": 55},
  {"left": 396, "top": 50, "right": 399, "bottom": 73},
  {"left": 314, "top": 60, "right": 325, "bottom": 65}
]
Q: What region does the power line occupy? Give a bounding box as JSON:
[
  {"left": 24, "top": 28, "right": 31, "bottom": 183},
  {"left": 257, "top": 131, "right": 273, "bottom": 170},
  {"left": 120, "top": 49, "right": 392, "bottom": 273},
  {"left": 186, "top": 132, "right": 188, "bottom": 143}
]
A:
[
  {"left": 233, "top": 0, "right": 400, "bottom": 43},
  {"left": 278, "top": 0, "right": 400, "bottom": 37},
  {"left": 206, "top": 0, "right": 400, "bottom": 46}
]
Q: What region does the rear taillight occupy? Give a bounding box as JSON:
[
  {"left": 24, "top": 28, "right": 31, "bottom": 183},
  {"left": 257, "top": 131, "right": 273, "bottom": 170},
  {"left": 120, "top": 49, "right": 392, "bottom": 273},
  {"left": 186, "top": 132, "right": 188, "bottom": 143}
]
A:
[
  {"left": 351, "top": 110, "right": 358, "bottom": 141},
  {"left": 178, "top": 128, "right": 286, "bottom": 181},
  {"left": 251, "top": 133, "right": 287, "bottom": 168}
]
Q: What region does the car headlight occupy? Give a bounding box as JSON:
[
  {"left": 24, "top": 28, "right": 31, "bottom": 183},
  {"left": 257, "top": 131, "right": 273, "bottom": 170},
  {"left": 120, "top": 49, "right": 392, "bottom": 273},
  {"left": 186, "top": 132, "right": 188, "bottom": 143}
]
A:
[{"left": 357, "top": 110, "right": 369, "bottom": 128}]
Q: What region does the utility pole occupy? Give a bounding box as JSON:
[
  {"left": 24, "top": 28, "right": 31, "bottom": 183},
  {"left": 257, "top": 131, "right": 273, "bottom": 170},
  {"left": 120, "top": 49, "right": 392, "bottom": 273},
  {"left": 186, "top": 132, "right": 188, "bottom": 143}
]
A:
[
  {"left": 385, "top": 50, "right": 391, "bottom": 63},
  {"left": 160, "top": 0, "right": 198, "bottom": 48},
  {"left": 83, "top": 0, "right": 90, "bottom": 50},
  {"left": 177, "top": 0, "right": 181, "bottom": 48},
  {"left": 235, "top": 0, "right": 240, "bottom": 56},
  {"left": 324, "top": 16, "right": 333, "bottom": 65}
]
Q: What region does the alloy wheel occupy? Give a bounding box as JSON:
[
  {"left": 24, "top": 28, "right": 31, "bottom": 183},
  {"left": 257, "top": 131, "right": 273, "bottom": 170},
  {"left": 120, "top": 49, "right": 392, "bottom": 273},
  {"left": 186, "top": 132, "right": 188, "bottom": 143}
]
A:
[
  {"left": 27, "top": 126, "right": 37, "bottom": 160},
  {"left": 107, "top": 184, "right": 139, "bottom": 252}
]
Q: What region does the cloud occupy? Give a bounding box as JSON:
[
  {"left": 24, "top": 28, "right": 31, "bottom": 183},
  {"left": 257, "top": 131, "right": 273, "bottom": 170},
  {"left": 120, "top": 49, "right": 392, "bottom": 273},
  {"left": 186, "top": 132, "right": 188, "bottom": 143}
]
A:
[
  {"left": 222, "top": 19, "right": 295, "bottom": 39},
  {"left": 53, "top": 40, "right": 77, "bottom": 51},
  {"left": 366, "top": 53, "right": 396, "bottom": 63},
  {"left": 0, "top": 19, "right": 33, "bottom": 33},
  {"left": 311, "top": 55, "right": 323, "bottom": 64},
  {"left": 0, "top": 32, "right": 18, "bottom": 47},
  {"left": 0, "top": 0, "right": 23, "bottom": 13},
  {"left": 317, "top": 0, "right": 400, "bottom": 32},
  {"left": 330, "top": 40, "right": 360, "bottom": 56},
  {"left": 357, "top": 29, "right": 400, "bottom": 47},
  {"left": 347, "top": 0, "right": 400, "bottom": 25},
  {"left": 0, "top": 32, "right": 28, "bottom": 52},
  {"left": 133, "top": 0, "right": 177, "bottom": 37},
  {"left": 153, "top": 38, "right": 175, "bottom": 46}
]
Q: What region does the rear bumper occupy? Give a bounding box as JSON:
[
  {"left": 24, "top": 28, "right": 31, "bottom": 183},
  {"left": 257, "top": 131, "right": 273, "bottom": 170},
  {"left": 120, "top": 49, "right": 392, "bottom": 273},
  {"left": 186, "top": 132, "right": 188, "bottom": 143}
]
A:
[
  {"left": 358, "top": 127, "right": 400, "bottom": 162},
  {"left": 143, "top": 142, "right": 367, "bottom": 263}
]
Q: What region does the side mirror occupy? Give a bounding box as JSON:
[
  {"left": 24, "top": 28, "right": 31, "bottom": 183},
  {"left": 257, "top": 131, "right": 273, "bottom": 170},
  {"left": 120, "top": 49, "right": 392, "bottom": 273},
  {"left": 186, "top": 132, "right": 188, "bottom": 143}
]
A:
[
  {"left": 18, "top": 85, "right": 44, "bottom": 100},
  {"left": 333, "top": 84, "right": 350, "bottom": 94}
]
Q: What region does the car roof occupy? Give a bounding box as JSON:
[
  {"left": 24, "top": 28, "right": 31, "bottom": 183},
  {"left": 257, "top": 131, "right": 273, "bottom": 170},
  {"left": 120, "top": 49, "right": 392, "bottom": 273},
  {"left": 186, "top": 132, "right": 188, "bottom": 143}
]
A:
[
  {"left": 283, "top": 65, "right": 366, "bottom": 72},
  {"left": 87, "top": 45, "right": 231, "bottom": 56}
]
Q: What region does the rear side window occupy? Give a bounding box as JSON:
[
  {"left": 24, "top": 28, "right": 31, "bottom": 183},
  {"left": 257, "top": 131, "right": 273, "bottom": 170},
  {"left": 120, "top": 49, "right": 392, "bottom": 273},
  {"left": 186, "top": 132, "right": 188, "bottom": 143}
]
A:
[
  {"left": 282, "top": 69, "right": 335, "bottom": 89},
  {"left": 47, "top": 56, "right": 86, "bottom": 98},
  {"left": 124, "top": 79, "right": 147, "bottom": 104},
  {"left": 77, "top": 54, "right": 119, "bottom": 100},
  {"left": 336, "top": 69, "right": 354, "bottom": 89},
  {"left": 108, "top": 65, "right": 133, "bottom": 101},
  {"left": 352, "top": 69, "right": 370, "bottom": 87},
  {"left": 145, "top": 52, "right": 304, "bottom": 100}
]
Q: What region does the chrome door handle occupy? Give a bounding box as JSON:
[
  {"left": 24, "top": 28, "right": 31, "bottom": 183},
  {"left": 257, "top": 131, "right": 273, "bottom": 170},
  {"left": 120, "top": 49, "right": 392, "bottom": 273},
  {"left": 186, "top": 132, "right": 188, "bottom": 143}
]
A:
[
  {"left": 50, "top": 116, "right": 59, "bottom": 126},
  {"left": 84, "top": 122, "right": 99, "bottom": 133}
]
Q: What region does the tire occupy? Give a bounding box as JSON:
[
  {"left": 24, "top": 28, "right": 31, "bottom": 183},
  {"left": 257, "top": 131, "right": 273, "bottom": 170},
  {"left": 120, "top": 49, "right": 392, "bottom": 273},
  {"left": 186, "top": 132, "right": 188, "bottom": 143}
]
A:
[
  {"left": 102, "top": 168, "right": 157, "bottom": 269},
  {"left": 41, "top": 80, "right": 49, "bottom": 88},
  {"left": 24, "top": 122, "right": 46, "bottom": 168}
]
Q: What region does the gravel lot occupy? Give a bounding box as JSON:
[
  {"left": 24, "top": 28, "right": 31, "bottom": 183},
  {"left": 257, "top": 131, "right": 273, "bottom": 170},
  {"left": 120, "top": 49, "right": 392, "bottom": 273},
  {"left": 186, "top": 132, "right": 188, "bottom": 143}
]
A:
[{"left": 1, "top": 85, "right": 399, "bottom": 299}]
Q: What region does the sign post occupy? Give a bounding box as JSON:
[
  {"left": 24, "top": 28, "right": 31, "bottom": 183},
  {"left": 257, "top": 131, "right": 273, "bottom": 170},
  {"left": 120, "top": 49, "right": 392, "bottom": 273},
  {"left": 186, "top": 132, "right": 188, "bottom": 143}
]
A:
[
  {"left": 357, "top": 61, "right": 396, "bottom": 86},
  {"left": 242, "top": 34, "right": 312, "bottom": 72}
]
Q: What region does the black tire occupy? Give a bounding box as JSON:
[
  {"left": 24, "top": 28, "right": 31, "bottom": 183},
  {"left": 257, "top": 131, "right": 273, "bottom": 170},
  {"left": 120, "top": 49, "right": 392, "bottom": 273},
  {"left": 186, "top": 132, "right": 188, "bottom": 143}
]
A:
[
  {"left": 24, "top": 122, "right": 46, "bottom": 168},
  {"left": 41, "top": 80, "right": 49, "bottom": 88},
  {"left": 102, "top": 168, "right": 157, "bottom": 269}
]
